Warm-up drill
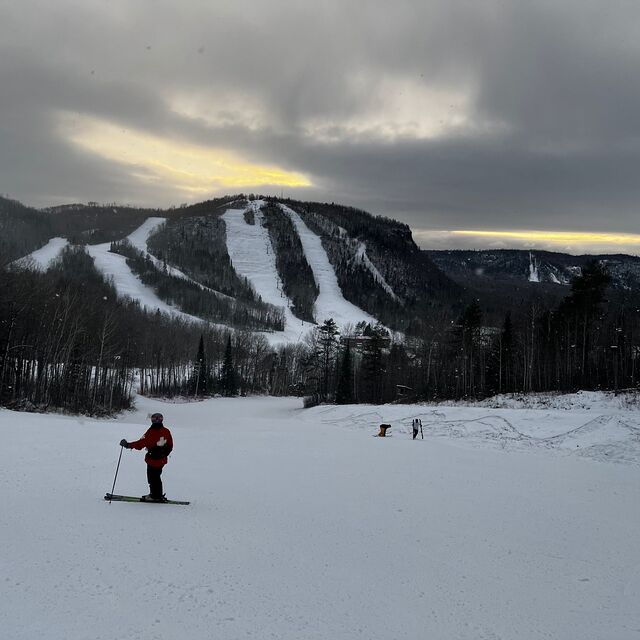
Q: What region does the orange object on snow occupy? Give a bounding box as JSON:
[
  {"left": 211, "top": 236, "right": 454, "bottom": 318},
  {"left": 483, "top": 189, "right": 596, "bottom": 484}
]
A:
[{"left": 377, "top": 424, "right": 391, "bottom": 437}]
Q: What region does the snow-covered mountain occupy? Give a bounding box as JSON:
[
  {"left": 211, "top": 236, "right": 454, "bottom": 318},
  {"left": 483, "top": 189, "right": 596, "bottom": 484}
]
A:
[
  {"left": 4, "top": 196, "right": 461, "bottom": 341},
  {"left": 9, "top": 193, "right": 640, "bottom": 341}
]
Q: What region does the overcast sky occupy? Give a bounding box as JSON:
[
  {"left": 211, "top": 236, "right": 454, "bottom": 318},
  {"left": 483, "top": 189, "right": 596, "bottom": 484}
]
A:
[{"left": 2, "top": 0, "right": 640, "bottom": 253}]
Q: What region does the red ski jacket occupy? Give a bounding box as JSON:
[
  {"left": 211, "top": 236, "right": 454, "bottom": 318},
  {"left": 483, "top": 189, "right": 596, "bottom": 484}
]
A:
[{"left": 129, "top": 425, "right": 173, "bottom": 468}]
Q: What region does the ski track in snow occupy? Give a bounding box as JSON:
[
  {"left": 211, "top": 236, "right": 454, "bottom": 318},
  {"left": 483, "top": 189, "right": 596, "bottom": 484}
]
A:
[
  {"left": 308, "top": 392, "right": 640, "bottom": 465},
  {"left": 12, "top": 237, "right": 69, "bottom": 270},
  {"left": 2, "top": 393, "right": 640, "bottom": 640},
  {"left": 278, "top": 203, "right": 380, "bottom": 328}
]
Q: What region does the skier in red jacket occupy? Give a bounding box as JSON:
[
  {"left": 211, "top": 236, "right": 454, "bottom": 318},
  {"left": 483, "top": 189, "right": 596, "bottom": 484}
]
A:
[{"left": 120, "top": 412, "right": 173, "bottom": 502}]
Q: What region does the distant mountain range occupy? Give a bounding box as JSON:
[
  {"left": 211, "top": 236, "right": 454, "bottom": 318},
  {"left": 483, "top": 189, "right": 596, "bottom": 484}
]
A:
[{"left": 427, "top": 248, "right": 640, "bottom": 288}]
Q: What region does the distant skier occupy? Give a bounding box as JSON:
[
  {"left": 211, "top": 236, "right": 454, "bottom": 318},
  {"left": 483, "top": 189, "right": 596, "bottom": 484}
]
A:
[
  {"left": 120, "top": 412, "right": 173, "bottom": 502},
  {"left": 412, "top": 418, "right": 423, "bottom": 440}
]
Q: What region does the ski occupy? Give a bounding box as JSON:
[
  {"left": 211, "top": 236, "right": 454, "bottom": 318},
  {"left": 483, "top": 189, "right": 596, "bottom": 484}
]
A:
[{"left": 104, "top": 493, "right": 190, "bottom": 505}]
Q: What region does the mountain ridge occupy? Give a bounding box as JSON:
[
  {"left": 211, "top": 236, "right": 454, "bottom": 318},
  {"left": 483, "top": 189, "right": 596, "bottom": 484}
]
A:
[{"left": 5, "top": 194, "right": 640, "bottom": 340}]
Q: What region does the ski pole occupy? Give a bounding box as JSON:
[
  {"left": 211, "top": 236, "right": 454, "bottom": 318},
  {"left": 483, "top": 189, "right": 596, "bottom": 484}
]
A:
[{"left": 109, "top": 445, "right": 124, "bottom": 504}]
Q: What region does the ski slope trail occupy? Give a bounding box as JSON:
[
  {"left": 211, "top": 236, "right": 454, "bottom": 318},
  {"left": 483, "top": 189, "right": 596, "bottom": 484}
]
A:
[
  {"left": 223, "top": 202, "right": 310, "bottom": 344},
  {"left": 354, "top": 239, "right": 400, "bottom": 302},
  {"left": 85, "top": 225, "right": 203, "bottom": 325},
  {"left": 12, "top": 237, "right": 69, "bottom": 270},
  {"left": 126, "top": 216, "right": 167, "bottom": 254},
  {"left": 126, "top": 217, "right": 233, "bottom": 300},
  {"left": 2, "top": 394, "right": 640, "bottom": 640},
  {"left": 279, "top": 203, "right": 379, "bottom": 328}
]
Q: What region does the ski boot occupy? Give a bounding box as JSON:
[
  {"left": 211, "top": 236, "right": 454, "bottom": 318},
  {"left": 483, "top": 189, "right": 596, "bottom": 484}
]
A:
[{"left": 141, "top": 494, "right": 168, "bottom": 503}]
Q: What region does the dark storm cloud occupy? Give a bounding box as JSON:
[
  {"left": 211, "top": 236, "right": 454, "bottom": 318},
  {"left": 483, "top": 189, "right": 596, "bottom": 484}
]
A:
[{"left": 2, "top": 0, "right": 640, "bottom": 246}]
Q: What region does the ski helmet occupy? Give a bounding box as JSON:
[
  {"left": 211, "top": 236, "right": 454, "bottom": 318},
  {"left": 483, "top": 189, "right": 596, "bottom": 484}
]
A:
[{"left": 151, "top": 412, "right": 164, "bottom": 424}]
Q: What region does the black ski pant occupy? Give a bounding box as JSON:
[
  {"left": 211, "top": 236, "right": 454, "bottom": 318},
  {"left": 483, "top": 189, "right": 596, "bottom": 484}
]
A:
[{"left": 147, "top": 464, "right": 164, "bottom": 498}]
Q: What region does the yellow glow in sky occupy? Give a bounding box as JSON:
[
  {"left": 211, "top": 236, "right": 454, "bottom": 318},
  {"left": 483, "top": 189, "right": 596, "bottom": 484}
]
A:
[
  {"left": 414, "top": 228, "right": 640, "bottom": 255},
  {"left": 58, "top": 112, "right": 311, "bottom": 196},
  {"left": 453, "top": 230, "right": 640, "bottom": 246}
]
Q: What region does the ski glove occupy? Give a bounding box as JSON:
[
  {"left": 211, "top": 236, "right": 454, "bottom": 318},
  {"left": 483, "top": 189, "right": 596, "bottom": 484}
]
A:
[{"left": 120, "top": 439, "right": 130, "bottom": 448}]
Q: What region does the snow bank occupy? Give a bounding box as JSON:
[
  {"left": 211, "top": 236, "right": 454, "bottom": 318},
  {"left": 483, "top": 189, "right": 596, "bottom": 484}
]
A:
[{"left": 2, "top": 393, "right": 639, "bottom": 639}]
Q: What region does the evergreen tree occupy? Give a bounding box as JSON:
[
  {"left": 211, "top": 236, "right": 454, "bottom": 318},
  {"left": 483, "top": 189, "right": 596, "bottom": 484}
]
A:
[
  {"left": 556, "top": 260, "right": 611, "bottom": 388},
  {"left": 220, "top": 336, "right": 238, "bottom": 397},
  {"left": 488, "top": 311, "right": 515, "bottom": 394},
  {"left": 190, "top": 334, "right": 209, "bottom": 396},
  {"left": 450, "top": 300, "right": 483, "bottom": 397},
  {"left": 386, "top": 342, "right": 410, "bottom": 401},
  {"left": 335, "top": 343, "right": 354, "bottom": 404},
  {"left": 359, "top": 324, "right": 388, "bottom": 403},
  {"left": 316, "top": 318, "right": 340, "bottom": 401}
]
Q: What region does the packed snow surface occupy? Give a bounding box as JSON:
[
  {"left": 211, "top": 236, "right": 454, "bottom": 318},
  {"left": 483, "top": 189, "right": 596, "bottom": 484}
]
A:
[
  {"left": 2, "top": 391, "right": 640, "bottom": 639},
  {"left": 12, "top": 237, "right": 69, "bottom": 270}
]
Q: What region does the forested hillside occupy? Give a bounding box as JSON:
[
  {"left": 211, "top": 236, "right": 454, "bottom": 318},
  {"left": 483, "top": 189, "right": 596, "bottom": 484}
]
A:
[
  {"left": 262, "top": 202, "right": 318, "bottom": 322},
  {"left": 110, "top": 239, "right": 285, "bottom": 331},
  {"left": 0, "top": 197, "right": 56, "bottom": 264},
  {"left": 430, "top": 248, "right": 640, "bottom": 291},
  {"left": 279, "top": 198, "right": 465, "bottom": 333}
]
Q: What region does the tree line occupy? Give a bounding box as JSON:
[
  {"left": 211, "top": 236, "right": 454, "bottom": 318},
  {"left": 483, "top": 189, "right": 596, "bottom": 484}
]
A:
[
  {"left": 300, "top": 261, "right": 640, "bottom": 405},
  {"left": 0, "top": 247, "right": 304, "bottom": 414},
  {"left": 2, "top": 251, "right": 638, "bottom": 416}
]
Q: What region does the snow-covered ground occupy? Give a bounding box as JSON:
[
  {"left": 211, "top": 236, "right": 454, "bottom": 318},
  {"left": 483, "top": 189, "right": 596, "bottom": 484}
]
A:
[
  {"left": 280, "top": 203, "right": 380, "bottom": 328},
  {"left": 12, "top": 237, "right": 69, "bottom": 270},
  {"left": 2, "top": 392, "right": 640, "bottom": 639}
]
